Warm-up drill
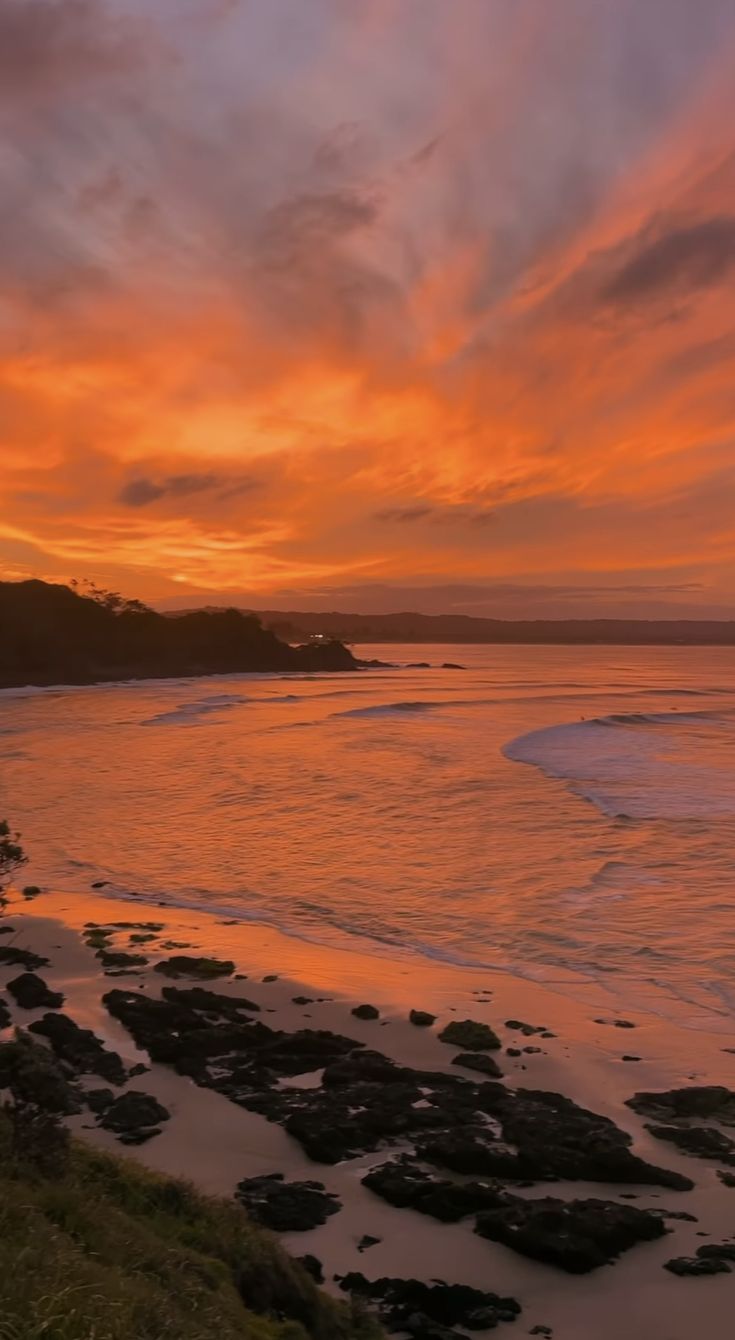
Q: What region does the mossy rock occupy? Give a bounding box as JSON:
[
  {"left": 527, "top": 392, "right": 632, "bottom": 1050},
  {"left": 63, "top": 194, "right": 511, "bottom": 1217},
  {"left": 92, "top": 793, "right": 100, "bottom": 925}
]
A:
[{"left": 437, "top": 1019, "right": 501, "bottom": 1051}]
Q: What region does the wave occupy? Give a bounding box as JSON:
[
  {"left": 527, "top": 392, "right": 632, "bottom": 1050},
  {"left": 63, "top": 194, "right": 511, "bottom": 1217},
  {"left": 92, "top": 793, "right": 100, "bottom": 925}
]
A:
[{"left": 504, "top": 708, "right": 735, "bottom": 820}]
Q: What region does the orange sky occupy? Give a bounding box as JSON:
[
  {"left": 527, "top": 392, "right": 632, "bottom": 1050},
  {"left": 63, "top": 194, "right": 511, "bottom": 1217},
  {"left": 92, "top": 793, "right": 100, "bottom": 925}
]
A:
[{"left": 1, "top": 0, "right": 735, "bottom": 618}]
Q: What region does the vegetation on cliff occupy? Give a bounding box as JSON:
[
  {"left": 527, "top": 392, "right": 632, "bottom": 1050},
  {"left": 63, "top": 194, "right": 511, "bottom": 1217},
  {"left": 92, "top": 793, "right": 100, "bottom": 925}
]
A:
[{"left": 0, "top": 580, "right": 356, "bottom": 687}]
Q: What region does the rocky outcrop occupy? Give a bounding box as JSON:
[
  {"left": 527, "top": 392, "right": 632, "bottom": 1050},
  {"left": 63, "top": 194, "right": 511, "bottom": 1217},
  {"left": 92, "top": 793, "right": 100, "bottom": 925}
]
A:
[
  {"left": 0, "top": 946, "right": 49, "bottom": 971},
  {"left": 235, "top": 1174, "right": 342, "bottom": 1230},
  {"left": 626, "top": 1086, "right": 735, "bottom": 1125},
  {"left": 475, "top": 1194, "right": 668, "bottom": 1272},
  {"left": 29, "top": 1012, "right": 127, "bottom": 1085},
  {"left": 337, "top": 1273, "right": 521, "bottom": 1335},
  {"left": 154, "top": 956, "right": 236, "bottom": 980},
  {"left": 438, "top": 1020, "right": 501, "bottom": 1051},
  {"left": 7, "top": 973, "right": 64, "bottom": 1010},
  {"left": 99, "top": 1090, "right": 171, "bottom": 1144},
  {"left": 645, "top": 1123, "right": 735, "bottom": 1165}
]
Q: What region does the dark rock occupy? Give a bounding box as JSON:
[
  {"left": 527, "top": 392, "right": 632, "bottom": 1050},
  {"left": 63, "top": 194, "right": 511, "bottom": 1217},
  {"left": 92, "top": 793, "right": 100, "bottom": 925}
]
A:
[
  {"left": 438, "top": 1020, "right": 501, "bottom": 1051},
  {"left": 357, "top": 1235, "right": 381, "bottom": 1252},
  {"left": 162, "top": 985, "right": 260, "bottom": 1015},
  {"left": 97, "top": 949, "right": 149, "bottom": 970},
  {"left": 154, "top": 955, "right": 235, "bottom": 979},
  {"left": 441, "top": 663, "right": 466, "bottom": 671},
  {"left": 86, "top": 1087, "right": 115, "bottom": 1114},
  {"left": 0, "top": 995, "right": 11, "bottom": 1028},
  {"left": 29, "top": 1012, "right": 127, "bottom": 1085},
  {"left": 296, "top": 1254, "right": 324, "bottom": 1283},
  {"left": 336, "top": 1273, "right": 521, "bottom": 1332},
  {"left": 363, "top": 1157, "right": 508, "bottom": 1222},
  {"left": 476, "top": 1193, "right": 668, "bottom": 1272},
  {"left": 505, "top": 1020, "right": 545, "bottom": 1037},
  {"left": 0, "top": 946, "right": 49, "bottom": 971},
  {"left": 717, "top": 1170, "right": 735, "bottom": 1187},
  {"left": 529, "top": 1329, "right": 552, "bottom": 1337},
  {"left": 293, "top": 996, "right": 314, "bottom": 1005},
  {"left": 6, "top": 973, "right": 64, "bottom": 1010},
  {"left": 352, "top": 1004, "right": 380, "bottom": 1020},
  {"left": 263, "top": 974, "right": 279, "bottom": 983},
  {"left": 622, "top": 1056, "right": 641, "bottom": 1062},
  {"left": 409, "top": 1010, "right": 436, "bottom": 1027},
  {"left": 99, "top": 1090, "right": 170, "bottom": 1139},
  {"left": 506, "top": 1048, "right": 522, "bottom": 1058},
  {"left": 91, "top": 880, "right": 109, "bottom": 888},
  {"left": 22, "top": 885, "right": 41, "bottom": 898},
  {"left": 523, "top": 1047, "right": 542, "bottom": 1055},
  {"left": 645, "top": 1122, "right": 735, "bottom": 1165},
  {"left": 696, "top": 1243, "right": 735, "bottom": 1262},
  {"left": 664, "top": 1256, "right": 731, "bottom": 1277},
  {"left": 128, "top": 1062, "right": 148, "bottom": 1077},
  {"left": 626, "top": 1086, "right": 735, "bottom": 1125},
  {"left": 452, "top": 1053, "right": 503, "bottom": 1078},
  {"left": 594, "top": 1018, "right": 636, "bottom": 1029},
  {"left": 235, "top": 1173, "right": 341, "bottom": 1231},
  {"left": 0, "top": 925, "right": 16, "bottom": 935}
]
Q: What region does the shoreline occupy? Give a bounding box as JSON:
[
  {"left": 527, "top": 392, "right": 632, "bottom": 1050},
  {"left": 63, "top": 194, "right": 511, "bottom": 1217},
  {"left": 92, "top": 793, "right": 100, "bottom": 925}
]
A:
[{"left": 2, "top": 887, "right": 735, "bottom": 1338}]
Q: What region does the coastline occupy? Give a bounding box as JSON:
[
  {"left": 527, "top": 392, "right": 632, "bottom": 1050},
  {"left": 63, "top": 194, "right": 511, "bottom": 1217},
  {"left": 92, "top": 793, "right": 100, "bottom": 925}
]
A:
[{"left": 2, "top": 888, "right": 735, "bottom": 1338}]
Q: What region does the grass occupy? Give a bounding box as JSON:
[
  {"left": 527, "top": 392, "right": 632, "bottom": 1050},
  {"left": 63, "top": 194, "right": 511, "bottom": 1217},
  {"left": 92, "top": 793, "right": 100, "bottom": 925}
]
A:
[{"left": 0, "top": 1112, "right": 378, "bottom": 1340}]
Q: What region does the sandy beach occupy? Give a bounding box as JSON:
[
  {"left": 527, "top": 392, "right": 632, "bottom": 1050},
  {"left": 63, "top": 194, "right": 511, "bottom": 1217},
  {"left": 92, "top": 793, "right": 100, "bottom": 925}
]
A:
[{"left": 1, "top": 886, "right": 734, "bottom": 1340}]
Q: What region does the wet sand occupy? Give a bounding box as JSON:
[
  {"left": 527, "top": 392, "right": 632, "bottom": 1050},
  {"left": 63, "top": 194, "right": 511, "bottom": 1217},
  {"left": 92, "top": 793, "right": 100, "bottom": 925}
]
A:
[{"left": 2, "top": 888, "right": 735, "bottom": 1339}]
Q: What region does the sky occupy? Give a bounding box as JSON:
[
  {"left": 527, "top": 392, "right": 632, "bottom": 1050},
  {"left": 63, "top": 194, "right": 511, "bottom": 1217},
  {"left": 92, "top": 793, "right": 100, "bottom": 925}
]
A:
[{"left": 1, "top": 0, "right": 735, "bottom": 619}]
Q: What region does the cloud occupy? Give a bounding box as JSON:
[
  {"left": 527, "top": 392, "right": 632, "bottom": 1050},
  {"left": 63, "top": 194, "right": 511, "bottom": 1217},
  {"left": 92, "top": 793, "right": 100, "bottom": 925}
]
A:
[
  {"left": 603, "top": 216, "right": 735, "bottom": 305},
  {"left": 118, "top": 473, "right": 259, "bottom": 507}
]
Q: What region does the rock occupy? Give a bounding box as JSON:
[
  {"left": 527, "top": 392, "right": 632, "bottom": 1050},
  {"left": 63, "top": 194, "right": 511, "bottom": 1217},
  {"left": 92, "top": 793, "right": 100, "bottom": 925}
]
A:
[
  {"left": 99, "top": 1090, "right": 170, "bottom": 1141},
  {"left": 154, "top": 956, "right": 235, "bottom": 980},
  {"left": 621, "top": 1056, "right": 641, "bottom": 1062},
  {"left": 717, "top": 1170, "right": 735, "bottom": 1187},
  {"left": 664, "top": 1256, "right": 731, "bottom": 1277},
  {"left": 0, "top": 995, "right": 11, "bottom": 1028},
  {"left": 97, "top": 949, "right": 149, "bottom": 970},
  {"left": 263, "top": 974, "right": 279, "bottom": 983},
  {"left": 129, "top": 932, "right": 157, "bottom": 944},
  {"left": 0, "top": 946, "right": 49, "bottom": 971},
  {"left": 645, "top": 1122, "right": 735, "bottom": 1165},
  {"left": 451, "top": 1053, "right": 503, "bottom": 1078},
  {"left": 363, "top": 1157, "right": 508, "bottom": 1222},
  {"left": 409, "top": 1010, "right": 436, "bottom": 1027},
  {"left": 235, "top": 1173, "right": 342, "bottom": 1231},
  {"left": 128, "top": 1062, "right": 148, "bottom": 1077},
  {"left": 594, "top": 1018, "right": 636, "bottom": 1029},
  {"left": 357, "top": 1235, "right": 381, "bottom": 1252},
  {"left": 476, "top": 1193, "right": 668, "bottom": 1273},
  {"left": 336, "top": 1273, "right": 521, "bottom": 1332},
  {"left": 352, "top": 1004, "right": 380, "bottom": 1020},
  {"left": 438, "top": 1020, "right": 501, "bottom": 1051},
  {"left": 162, "top": 985, "right": 260, "bottom": 1015},
  {"left": 6, "top": 973, "right": 64, "bottom": 1010},
  {"left": 29, "top": 1012, "right": 127, "bottom": 1085},
  {"left": 86, "top": 1087, "right": 115, "bottom": 1114},
  {"left": 91, "top": 880, "right": 109, "bottom": 888},
  {"left": 696, "top": 1243, "right": 735, "bottom": 1262},
  {"left": 22, "top": 885, "right": 41, "bottom": 898},
  {"left": 529, "top": 1329, "right": 553, "bottom": 1337},
  {"left": 441, "top": 663, "right": 466, "bottom": 671},
  {"left": 505, "top": 1020, "right": 545, "bottom": 1037},
  {"left": 0, "top": 925, "right": 15, "bottom": 935},
  {"left": 626, "top": 1086, "right": 735, "bottom": 1125},
  {"left": 293, "top": 996, "right": 314, "bottom": 1005},
  {"left": 523, "top": 1047, "right": 542, "bottom": 1055},
  {"left": 506, "top": 1048, "right": 522, "bottom": 1058},
  {"left": 296, "top": 1254, "right": 324, "bottom": 1283}
]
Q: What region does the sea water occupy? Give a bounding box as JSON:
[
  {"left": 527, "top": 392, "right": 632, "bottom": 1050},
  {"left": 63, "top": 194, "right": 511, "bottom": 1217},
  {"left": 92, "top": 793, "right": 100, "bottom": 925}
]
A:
[{"left": 1, "top": 643, "right": 734, "bottom": 1029}]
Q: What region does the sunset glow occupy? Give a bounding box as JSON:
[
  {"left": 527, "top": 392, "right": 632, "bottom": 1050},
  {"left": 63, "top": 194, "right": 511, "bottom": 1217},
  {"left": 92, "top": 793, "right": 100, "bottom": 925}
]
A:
[{"left": 2, "top": 0, "right": 735, "bottom": 616}]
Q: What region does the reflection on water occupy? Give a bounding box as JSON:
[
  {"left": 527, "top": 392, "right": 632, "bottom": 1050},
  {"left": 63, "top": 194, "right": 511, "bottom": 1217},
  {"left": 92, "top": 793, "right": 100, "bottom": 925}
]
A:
[{"left": 1, "top": 643, "right": 735, "bottom": 1026}]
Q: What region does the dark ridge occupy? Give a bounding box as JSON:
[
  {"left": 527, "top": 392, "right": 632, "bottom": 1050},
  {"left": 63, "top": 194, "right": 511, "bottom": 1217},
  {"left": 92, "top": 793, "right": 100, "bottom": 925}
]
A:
[{"left": 0, "top": 580, "right": 358, "bottom": 689}]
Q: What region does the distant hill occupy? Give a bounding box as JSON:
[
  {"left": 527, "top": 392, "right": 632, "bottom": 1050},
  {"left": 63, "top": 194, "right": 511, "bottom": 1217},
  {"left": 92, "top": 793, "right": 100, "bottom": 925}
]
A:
[
  {"left": 0, "top": 581, "right": 357, "bottom": 688},
  {"left": 239, "top": 608, "right": 735, "bottom": 646}
]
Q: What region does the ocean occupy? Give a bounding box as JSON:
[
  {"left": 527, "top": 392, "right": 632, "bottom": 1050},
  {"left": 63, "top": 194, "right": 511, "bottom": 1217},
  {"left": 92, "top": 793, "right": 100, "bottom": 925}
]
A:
[{"left": 2, "top": 643, "right": 734, "bottom": 1030}]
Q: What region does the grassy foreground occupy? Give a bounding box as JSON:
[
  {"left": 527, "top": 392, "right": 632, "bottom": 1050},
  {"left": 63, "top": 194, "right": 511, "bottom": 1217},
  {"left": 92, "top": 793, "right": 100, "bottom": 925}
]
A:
[{"left": 0, "top": 1111, "right": 378, "bottom": 1340}]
